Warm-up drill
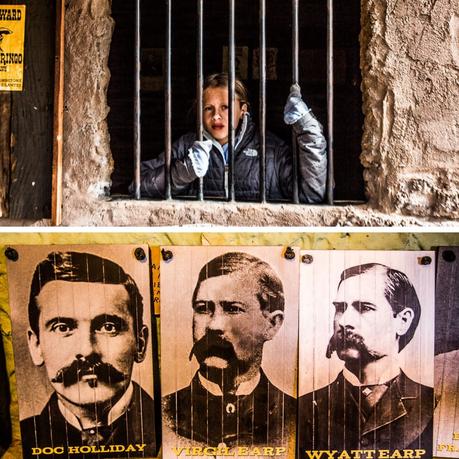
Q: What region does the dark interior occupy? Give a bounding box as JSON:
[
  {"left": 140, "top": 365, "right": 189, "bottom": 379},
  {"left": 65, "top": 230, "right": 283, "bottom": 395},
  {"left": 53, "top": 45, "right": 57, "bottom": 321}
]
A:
[
  {"left": 108, "top": 0, "right": 364, "bottom": 202},
  {"left": 1, "top": 0, "right": 55, "bottom": 219}
]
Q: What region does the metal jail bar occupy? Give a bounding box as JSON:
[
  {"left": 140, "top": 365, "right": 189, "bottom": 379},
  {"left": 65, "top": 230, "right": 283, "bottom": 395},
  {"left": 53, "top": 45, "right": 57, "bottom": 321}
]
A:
[
  {"left": 141, "top": 0, "right": 332, "bottom": 204},
  {"left": 133, "top": 0, "right": 141, "bottom": 200},
  {"left": 327, "top": 0, "right": 334, "bottom": 205},
  {"left": 228, "top": 0, "right": 236, "bottom": 201},
  {"left": 165, "top": 0, "right": 172, "bottom": 200},
  {"left": 197, "top": 0, "right": 204, "bottom": 201},
  {"left": 291, "top": 0, "right": 300, "bottom": 204},
  {"left": 259, "top": 0, "right": 267, "bottom": 203}
]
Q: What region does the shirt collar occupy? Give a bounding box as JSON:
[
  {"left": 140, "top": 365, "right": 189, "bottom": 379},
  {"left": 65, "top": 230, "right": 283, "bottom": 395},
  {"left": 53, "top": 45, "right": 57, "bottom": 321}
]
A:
[
  {"left": 57, "top": 382, "right": 134, "bottom": 430},
  {"left": 342, "top": 365, "right": 401, "bottom": 387},
  {"left": 198, "top": 370, "right": 261, "bottom": 396}
]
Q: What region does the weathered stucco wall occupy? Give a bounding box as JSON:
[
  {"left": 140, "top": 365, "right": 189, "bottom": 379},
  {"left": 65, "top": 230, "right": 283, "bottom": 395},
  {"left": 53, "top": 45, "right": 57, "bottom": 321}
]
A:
[
  {"left": 361, "top": 0, "right": 459, "bottom": 217},
  {"left": 62, "top": 0, "right": 459, "bottom": 226},
  {"left": 64, "top": 0, "right": 114, "bottom": 204}
]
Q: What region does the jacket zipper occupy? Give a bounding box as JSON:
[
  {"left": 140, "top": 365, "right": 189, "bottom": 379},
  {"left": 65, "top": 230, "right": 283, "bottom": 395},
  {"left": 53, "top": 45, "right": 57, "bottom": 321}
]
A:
[{"left": 224, "top": 165, "right": 229, "bottom": 199}]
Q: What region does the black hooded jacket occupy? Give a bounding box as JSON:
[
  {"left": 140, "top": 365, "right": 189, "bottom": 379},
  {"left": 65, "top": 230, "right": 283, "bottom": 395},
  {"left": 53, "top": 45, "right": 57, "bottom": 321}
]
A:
[{"left": 133, "top": 112, "right": 327, "bottom": 203}]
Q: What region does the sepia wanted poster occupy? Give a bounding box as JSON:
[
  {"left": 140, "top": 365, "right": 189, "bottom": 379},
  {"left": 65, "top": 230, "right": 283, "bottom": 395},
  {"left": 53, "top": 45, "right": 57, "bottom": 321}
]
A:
[
  {"left": 160, "top": 246, "right": 299, "bottom": 459},
  {"left": 297, "top": 251, "right": 435, "bottom": 459},
  {"left": 7, "top": 245, "right": 158, "bottom": 458},
  {"left": 434, "top": 247, "right": 459, "bottom": 457}
]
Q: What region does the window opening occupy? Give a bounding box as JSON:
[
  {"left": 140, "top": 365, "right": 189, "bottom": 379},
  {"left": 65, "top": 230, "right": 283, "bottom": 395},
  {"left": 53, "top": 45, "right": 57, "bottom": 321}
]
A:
[{"left": 107, "top": 0, "right": 364, "bottom": 203}]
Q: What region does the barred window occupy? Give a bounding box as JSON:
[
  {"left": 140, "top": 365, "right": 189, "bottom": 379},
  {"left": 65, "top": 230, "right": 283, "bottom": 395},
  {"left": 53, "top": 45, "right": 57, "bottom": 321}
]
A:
[{"left": 108, "top": 0, "right": 363, "bottom": 204}]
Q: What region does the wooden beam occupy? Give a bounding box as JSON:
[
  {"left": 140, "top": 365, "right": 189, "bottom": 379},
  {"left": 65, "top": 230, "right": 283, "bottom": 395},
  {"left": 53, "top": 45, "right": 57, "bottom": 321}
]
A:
[
  {"left": 0, "top": 93, "right": 11, "bottom": 218},
  {"left": 51, "top": 0, "right": 65, "bottom": 225}
]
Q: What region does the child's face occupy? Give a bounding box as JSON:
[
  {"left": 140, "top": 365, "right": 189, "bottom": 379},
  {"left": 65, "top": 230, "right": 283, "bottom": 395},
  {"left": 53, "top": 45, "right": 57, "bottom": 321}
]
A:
[{"left": 202, "top": 87, "right": 247, "bottom": 145}]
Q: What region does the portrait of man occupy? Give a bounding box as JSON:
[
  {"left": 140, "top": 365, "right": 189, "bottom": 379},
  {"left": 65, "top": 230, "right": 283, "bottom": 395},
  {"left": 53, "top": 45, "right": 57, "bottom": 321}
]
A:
[
  {"left": 433, "top": 247, "right": 459, "bottom": 458},
  {"left": 7, "top": 248, "right": 158, "bottom": 458},
  {"left": 161, "top": 248, "right": 298, "bottom": 456},
  {"left": 298, "top": 253, "right": 435, "bottom": 457}
]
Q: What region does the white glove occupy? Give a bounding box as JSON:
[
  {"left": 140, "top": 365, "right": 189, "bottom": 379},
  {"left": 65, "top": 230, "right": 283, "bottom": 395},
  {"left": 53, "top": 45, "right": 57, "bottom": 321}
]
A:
[
  {"left": 188, "top": 139, "right": 213, "bottom": 178},
  {"left": 283, "top": 83, "right": 311, "bottom": 125}
]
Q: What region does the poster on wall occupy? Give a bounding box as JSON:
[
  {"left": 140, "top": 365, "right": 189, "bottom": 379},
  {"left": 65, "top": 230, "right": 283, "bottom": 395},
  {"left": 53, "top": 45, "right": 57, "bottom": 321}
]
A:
[
  {"left": 297, "top": 251, "right": 435, "bottom": 459},
  {"left": 434, "top": 247, "right": 459, "bottom": 458},
  {"left": 141, "top": 48, "right": 164, "bottom": 92},
  {"left": 253, "top": 48, "right": 278, "bottom": 80},
  {"left": 0, "top": 5, "right": 26, "bottom": 91},
  {"left": 0, "top": 334, "right": 11, "bottom": 456},
  {"left": 160, "top": 246, "right": 299, "bottom": 458},
  {"left": 223, "top": 46, "right": 249, "bottom": 80},
  {"left": 6, "top": 245, "right": 159, "bottom": 458}
]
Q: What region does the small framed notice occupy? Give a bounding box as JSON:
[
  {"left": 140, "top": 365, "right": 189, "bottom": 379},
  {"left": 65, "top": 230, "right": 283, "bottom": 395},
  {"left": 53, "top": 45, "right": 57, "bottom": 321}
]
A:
[{"left": 0, "top": 5, "right": 26, "bottom": 91}]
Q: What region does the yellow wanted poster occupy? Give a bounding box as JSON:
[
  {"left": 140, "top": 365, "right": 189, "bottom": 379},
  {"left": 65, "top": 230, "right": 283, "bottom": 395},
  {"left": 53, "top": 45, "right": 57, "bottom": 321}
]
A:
[{"left": 0, "top": 5, "right": 26, "bottom": 91}]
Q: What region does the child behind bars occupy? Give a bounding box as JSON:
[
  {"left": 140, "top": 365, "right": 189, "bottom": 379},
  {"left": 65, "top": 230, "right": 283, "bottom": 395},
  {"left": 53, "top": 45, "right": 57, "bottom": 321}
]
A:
[{"left": 133, "top": 73, "right": 327, "bottom": 202}]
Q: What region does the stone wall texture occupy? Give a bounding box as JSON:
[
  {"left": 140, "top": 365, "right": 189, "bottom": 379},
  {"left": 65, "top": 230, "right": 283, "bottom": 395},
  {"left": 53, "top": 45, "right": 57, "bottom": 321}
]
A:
[
  {"left": 361, "top": 0, "right": 459, "bottom": 218},
  {"left": 62, "top": 0, "right": 459, "bottom": 226}
]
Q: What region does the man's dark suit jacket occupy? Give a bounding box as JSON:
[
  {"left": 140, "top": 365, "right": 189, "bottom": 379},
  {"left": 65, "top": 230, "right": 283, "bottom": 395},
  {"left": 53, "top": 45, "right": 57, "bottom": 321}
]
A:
[
  {"left": 297, "top": 370, "right": 434, "bottom": 456},
  {"left": 20, "top": 382, "right": 157, "bottom": 458},
  {"left": 0, "top": 337, "right": 11, "bottom": 456},
  {"left": 163, "top": 370, "right": 296, "bottom": 447}
]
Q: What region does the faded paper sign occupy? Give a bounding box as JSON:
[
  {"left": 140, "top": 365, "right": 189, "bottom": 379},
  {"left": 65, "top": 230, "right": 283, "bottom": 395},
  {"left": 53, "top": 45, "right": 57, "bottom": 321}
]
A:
[
  {"left": 253, "top": 48, "right": 278, "bottom": 80},
  {"left": 0, "top": 5, "right": 26, "bottom": 91},
  {"left": 223, "top": 46, "right": 249, "bottom": 80}
]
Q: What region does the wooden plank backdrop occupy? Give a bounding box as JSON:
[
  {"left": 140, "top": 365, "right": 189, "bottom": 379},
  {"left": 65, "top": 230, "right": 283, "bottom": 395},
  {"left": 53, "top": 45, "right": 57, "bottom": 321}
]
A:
[
  {"left": 0, "top": 93, "right": 11, "bottom": 216},
  {"left": 4, "top": 0, "right": 55, "bottom": 220}
]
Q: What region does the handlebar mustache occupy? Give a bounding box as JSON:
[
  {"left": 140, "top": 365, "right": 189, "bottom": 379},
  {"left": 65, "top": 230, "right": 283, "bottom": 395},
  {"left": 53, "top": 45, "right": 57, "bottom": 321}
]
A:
[
  {"left": 326, "top": 327, "right": 366, "bottom": 358},
  {"left": 51, "top": 354, "right": 126, "bottom": 387},
  {"left": 189, "top": 331, "right": 237, "bottom": 363}
]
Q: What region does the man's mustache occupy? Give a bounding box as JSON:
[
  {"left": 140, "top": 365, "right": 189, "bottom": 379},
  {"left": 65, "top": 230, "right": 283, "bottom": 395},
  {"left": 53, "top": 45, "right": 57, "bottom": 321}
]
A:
[
  {"left": 189, "top": 331, "right": 236, "bottom": 363},
  {"left": 51, "top": 354, "right": 126, "bottom": 388},
  {"left": 326, "top": 327, "right": 368, "bottom": 359}
]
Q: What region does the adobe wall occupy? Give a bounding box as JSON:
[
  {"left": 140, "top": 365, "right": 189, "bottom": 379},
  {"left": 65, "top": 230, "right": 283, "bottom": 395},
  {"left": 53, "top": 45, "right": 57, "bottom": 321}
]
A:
[
  {"left": 61, "top": 0, "right": 459, "bottom": 226},
  {"left": 361, "top": 0, "right": 459, "bottom": 217}
]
